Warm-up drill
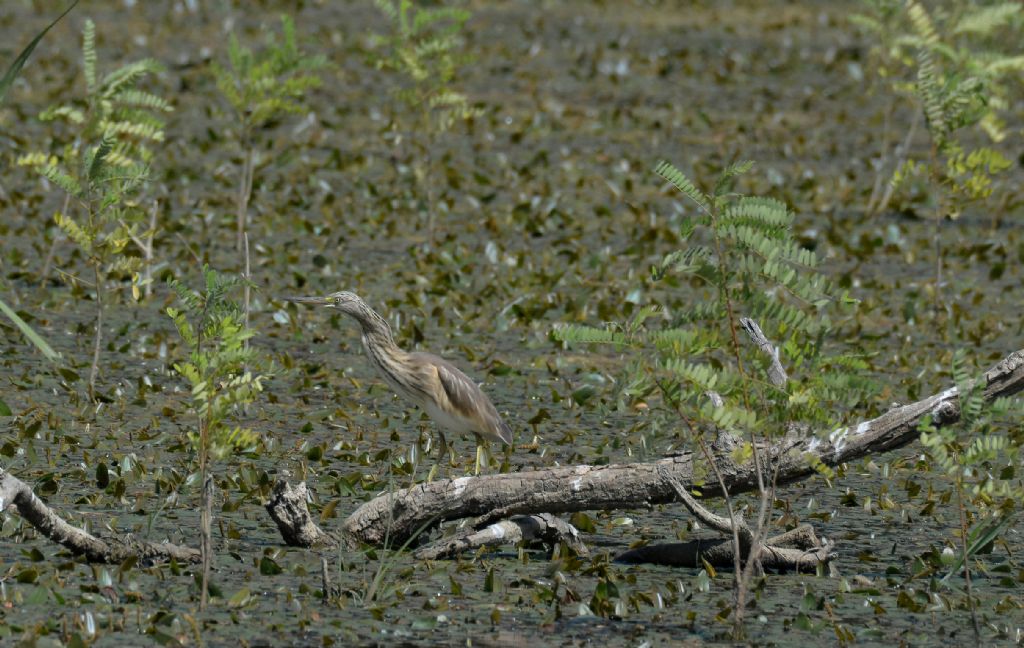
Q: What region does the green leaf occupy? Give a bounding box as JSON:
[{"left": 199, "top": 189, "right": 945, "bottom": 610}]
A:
[
  {"left": 259, "top": 556, "right": 283, "bottom": 575},
  {"left": 0, "top": 0, "right": 79, "bottom": 104},
  {"left": 940, "top": 515, "right": 1014, "bottom": 585},
  {"left": 228, "top": 587, "right": 252, "bottom": 608},
  {"left": 0, "top": 399, "right": 10, "bottom": 416},
  {"left": 0, "top": 298, "right": 61, "bottom": 363},
  {"left": 654, "top": 160, "right": 708, "bottom": 211}
]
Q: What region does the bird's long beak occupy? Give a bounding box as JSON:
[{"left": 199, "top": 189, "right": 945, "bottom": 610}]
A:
[{"left": 284, "top": 295, "right": 329, "bottom": 306}]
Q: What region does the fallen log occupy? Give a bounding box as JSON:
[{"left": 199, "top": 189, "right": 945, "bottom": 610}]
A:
[
  {"left": 0, "top": 468, "right": 200, "bottom": 564},
  {"left": 340, "top": 348, "right": 1024, "bottom": 547}
]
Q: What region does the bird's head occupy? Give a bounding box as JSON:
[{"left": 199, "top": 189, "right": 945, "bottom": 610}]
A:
[
  {"left": 285, "top": 290, "right": 363, "bottom": 314},
  {"left": 286, "top": 288, "right": 382, "bottom": 323}
]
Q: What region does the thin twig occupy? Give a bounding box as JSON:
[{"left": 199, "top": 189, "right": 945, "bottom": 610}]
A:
[
  {"left": 40, "top": 193, "right": 72, "bottom": 283},
  {"left": 865, "top": 98, "right": 894, "bottom": 215},
  {"left": 873, "top": 109, "right": 920, "bottom": 217},
  {"left": 88, "top": 263, "right": 103, "bottom": 401},
  {"left": 236, "top": 146, "right": 254, "bottom": 252},
  {"left": 174, "top": 232, "right": 202, "bottom": 265},
  {"left": 956, "top": 482, "right": 980, "bottom": 636},
  {"left": 243, "top": 232, "right": 251, "bottom": 338}
]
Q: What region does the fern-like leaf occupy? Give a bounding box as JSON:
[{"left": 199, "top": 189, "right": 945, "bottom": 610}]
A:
[
  {"left": 654, "top": 160, "right": 708, "bottom": 212},
  {"left": 553, "top": 324, "right": 629, "bottom": 346},
  {"left": 83, "top": 19, "right": 97, "bottom": 94}
]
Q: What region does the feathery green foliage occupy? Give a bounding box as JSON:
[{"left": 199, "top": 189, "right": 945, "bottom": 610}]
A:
[
  {"left": 167, "top": 267, "right": 266, "bottom": 461},
  {"left": 557, "top": 160, "right": 869, "bottom": 452},
  {"left": 371, "top": 0, "right": 480, "bottom": 132},
  {"left": 854, "top": 0, "right": 1019, "bottom": 302},
  {"left": 856, "top": 0, "right": 1022, "bottom": 145},
  {"left": 212, "top": 14, "right": 326, "bottom": 253},
  {"left": 212, "top": 15, "right": 326, "bottom": 133},
  {"left": 16, "top": 18, "right": 171, "bottom": 399}
]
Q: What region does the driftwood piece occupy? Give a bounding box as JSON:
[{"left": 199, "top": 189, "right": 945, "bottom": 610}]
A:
[
  {"left": 615, "top": 525, "right": 834, "bottom": 573},
  {"left": 342, "top": 348, "right": 1024, "bottom": 547},
  {"left": 0, "top": 469, "right": 199, "bottom": 564},
  {"left": 414, "top": 513, "right": 588, "bottom": 560},
  {"left": 627, "top": 468, "right": 834, "bottom": 572},
  {"left": 265, "top": 479, "right": 339, "bottom": 549}
]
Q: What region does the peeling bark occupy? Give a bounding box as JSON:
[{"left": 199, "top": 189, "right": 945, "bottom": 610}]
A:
[
  {"left": 265, "top": 479, "right": 340, "bottom": 549},
  {"left": 342, "top": 348, "right": 1024, "bottom": 547},
  {"left": 0, "top": 469, "right": 199, "bottom": 564}
]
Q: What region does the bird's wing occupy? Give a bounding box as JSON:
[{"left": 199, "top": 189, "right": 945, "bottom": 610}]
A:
[{"left": 415, "top": 353, "right": 514, "bottom": 446}]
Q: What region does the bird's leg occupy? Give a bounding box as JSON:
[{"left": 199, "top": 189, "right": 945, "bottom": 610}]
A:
[
  {"left": 420, "top": 423, "right": 433, "bottom": 455},
  {"left": 474, "top": 438, "right": 493, "bottom": 475},
  {"left": 432, "top": 427, "right": 456, "bottom": 466}
]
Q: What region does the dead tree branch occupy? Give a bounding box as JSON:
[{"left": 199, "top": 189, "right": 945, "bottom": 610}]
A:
[
  {"left": 740, "top": 317, "right": 787, "bottom": 387},
  {"left": 0, "top": 469, "right": 199, "bottom": 564},
  {"left": 615, "top": 525, "right": 834, "bottom": 573},
  {"left": 644, "top": 468, "right": 834, "bottom": 572},
  {"left": 414, "top": 513, "right": 588, "bottom": 560}
]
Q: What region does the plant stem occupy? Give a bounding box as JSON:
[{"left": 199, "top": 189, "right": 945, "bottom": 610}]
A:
[
  {"left": 929, "top": 142, "right": 943, "bottom": 308},
  {"left": 197, "top": 299, "right": 211, "bottom": 611},
  {"left": 199, "top": 469, "right": 213, "bottom": 611},
  {"left": 88, "top": 262, "right": 103, "bottom": 401},
  {"left": 708, "top": 199, "right": 767, "bottom": 639},
  {"left": 144, "top": 200, "right": 157, "bottom": 298},
  {"left": 956, "top": 480, "right": 980, "bottom": 637},
  {"left": 243, "top": 232, "right": 251, "bottom": 343},
  {"left": 656, "top": 379, "right": 746, "bottom": 623},
  {"left": 872, "top": 109, "right": 920, "bottom": 218},
  {"left": 235, "top": 144, "right": 254, "bottom": 254}
]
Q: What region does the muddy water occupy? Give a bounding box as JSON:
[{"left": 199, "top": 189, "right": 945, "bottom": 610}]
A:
[{"left": 1, "top": 0, "right": 1022, "bottom": 645}]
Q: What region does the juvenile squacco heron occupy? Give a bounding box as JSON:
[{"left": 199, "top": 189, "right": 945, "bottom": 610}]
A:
[{"left": 286, "top": 291, "right": 513, "bottom": 473}]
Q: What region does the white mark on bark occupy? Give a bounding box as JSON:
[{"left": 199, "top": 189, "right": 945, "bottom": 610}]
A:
[
  {"left": 853, "top": 421, "right": 870, "bottom": 436},
  {"left": 571, "top": 478, "right": 582, "bottom": 492},
  {"left": 451, "top": 477, "right": 470, "bottom": 498},
  {"left": 930, "top": 387, "right": 959, "bottom": 418}
]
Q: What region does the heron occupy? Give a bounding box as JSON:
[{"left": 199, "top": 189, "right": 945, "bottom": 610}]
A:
[{"left": 286, "top": 291, "right": 513, "bottom": 474}]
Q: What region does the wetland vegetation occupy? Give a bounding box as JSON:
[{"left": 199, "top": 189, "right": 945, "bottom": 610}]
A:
[{"left": 0, "top": 0, "right": 1023, "bottom": 645}]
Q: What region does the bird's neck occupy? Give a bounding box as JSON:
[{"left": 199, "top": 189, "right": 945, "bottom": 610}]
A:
[
  {"left": 356, "top": 313, "right": 407, "bottom": 359},
  {"left": 361, "top": 326, "right": 400, "bottom": 353}
]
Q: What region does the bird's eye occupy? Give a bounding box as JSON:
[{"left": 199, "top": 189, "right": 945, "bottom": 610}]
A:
[{"left": 335, "top": 297, "right": 343, "bottom": 305}]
